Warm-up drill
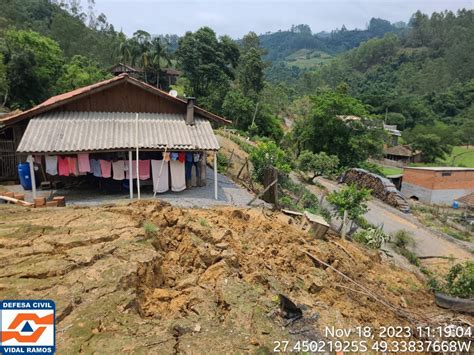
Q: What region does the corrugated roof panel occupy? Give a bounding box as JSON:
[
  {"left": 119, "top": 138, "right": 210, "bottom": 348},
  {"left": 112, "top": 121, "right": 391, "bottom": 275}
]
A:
[{"left": 17, "top": 112, "right": 220, "bottom": 153}]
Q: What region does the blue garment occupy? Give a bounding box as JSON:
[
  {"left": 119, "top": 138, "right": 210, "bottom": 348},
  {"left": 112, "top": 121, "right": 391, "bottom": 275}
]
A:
[
  {"left": 171, "top": 152, "right": 179, "bottom": 161},
  {"left": 185, "top": 161, "right": 193, "bottom": 180},
  {"left": 185, "top": 153, "right": 193, "bottom": 162},
  {"left": 90, "top": 159, "right": 101, "bottom": 177}
]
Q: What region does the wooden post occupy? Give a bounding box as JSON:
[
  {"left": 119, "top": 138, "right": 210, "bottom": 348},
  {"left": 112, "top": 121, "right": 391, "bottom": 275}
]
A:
[
  {"left": 28, "top": 155, "right": 37, "bottom": 199},
  {"left": 341, "top": 210, "right": 348, "bottom": 239},
  {"left": 262, "top": 167, "right": 278, "bottom": 205},
  {"left": 199, "top": 151, "right": 207, "bottom": 186},
  {"left": 214, "top": 151, "right": 218, "bottom": 200},
  {"left": 128, "top": 151, "right": 133, "bottom": 199}
]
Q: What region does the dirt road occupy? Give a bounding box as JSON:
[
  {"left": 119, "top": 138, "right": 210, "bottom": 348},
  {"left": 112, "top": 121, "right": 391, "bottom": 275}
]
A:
[{"left": 295, "top": 174, "right": 473, "bottom": 261}]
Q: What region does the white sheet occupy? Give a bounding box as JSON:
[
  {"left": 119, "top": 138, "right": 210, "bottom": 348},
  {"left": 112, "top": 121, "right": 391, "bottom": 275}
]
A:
[
  {"left": 170, "top": 160, "right": 186, "bottom": 192},
  {"left": 151, "top": 159, "right": 169, "bottom": 193}
]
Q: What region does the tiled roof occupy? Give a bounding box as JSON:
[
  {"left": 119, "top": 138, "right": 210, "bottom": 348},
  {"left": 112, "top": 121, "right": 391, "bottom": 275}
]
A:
[
  {"left": 17, "top": 112, "right": 220, "bottom": 153},
  {"left": 458, "top": 192, "right": 474, "bottom": 207},
  {"left": 1, "top": 74, "right": 230, "bottom": 126},
  {"left": 384, "top": 145, "right": 415, "bottom": 157}
]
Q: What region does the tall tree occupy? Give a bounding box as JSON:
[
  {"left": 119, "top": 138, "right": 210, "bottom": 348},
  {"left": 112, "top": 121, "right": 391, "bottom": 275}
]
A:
[
  {"left": 3, "top": 30, "right": 63, "bottom": 109},
  {"left": 176, "top": 27, "right": 239, "bottom": 100}
]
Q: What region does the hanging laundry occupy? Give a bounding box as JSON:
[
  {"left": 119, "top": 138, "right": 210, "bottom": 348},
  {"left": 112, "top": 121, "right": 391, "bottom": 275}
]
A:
[
  {"left": 90, "top": 159, "right": 102, "bottom": 177},
  {"left": 45, "top": 155, "right": 58, "bottom": 176},
  {"left": 151, "top": 159, "right": 169, "bottom": 193},
  {"left": 77, "top": 153, "right": 91, "bottom": 173},
  {"left": 164, "top": 152, "right": 171, "bottom": 162},
  {"left": 185, "top": 153, "right": 193, "bottom": 181},
  {"left": 139, "top": 160, "right": 151, "bottom": 180},
  {"left": 178, "top": 152, "right": 185, "bottom": 163},
  {"left": 99, "top": 160, "right": 112, "bottom": 178},
  {"left": 170, "top": 160, "right": 186, "bottom": 192},
  {"left": 193, "top": 153, "right": 201, "bottom": 163},
  {"left": 58, "top": 156, "right": 69, "bottom": 176},
  {"left": 112, "top": 160, "right": 125, "bottom": 180},
  {"left": 125, "top": 160, "right": 138, "bottom": 179},
  {"left": 67, "top": 156, "right": 78, "bottom": 176},
  {"left": 170, "top": 152, "right": 179, "bottom": 161}
]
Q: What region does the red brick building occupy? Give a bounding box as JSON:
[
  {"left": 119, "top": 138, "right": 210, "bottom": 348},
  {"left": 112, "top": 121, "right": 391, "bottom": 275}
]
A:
[{"left": 401, "top": 167, "right": 474, "bottom": 206}]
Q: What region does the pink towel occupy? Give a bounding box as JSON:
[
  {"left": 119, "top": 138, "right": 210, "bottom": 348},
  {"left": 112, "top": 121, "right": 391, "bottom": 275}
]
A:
[
  {"left": 67, "top": 157, "right": 78, "bottom": 176},
  {"left": 125, "top": 160, "right": 137, "bottom": 179},
  {"left": 99, "top": 160, "right": 112, "bottom": 178},
  {"left": 78, "top": 153, "right": 91, "bottom": 173},
  {"left": 139, "top": 160, "right": 150, "bottom": 180},
  {"left": 58, "top": 156, "right": 69, "bottom": 176}
]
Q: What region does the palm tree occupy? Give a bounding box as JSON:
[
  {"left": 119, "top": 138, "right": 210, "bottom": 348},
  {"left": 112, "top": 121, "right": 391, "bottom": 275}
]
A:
[{"left": 149, "top": 37, "right": 172, "bottom": 88}]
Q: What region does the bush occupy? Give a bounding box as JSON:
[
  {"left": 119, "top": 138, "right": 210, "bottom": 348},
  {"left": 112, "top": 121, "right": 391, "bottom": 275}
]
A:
[
  {"left": 392, "top": 230, "right": 414, "bottom": 249},
  {"left": 443, "top": 262, "right": 473, "bottom": 298},
  {"left": 358, "top": 161, "right": 385, "bottom": 176},
  {"left": 249, "top": 141, "right": 291, "bottom": 183},
  {"left": 216, "top": 151, "right": 229, "bottom": 173},
  {"left": 353, "top": 226, "right": 389, "bottom": 249}
]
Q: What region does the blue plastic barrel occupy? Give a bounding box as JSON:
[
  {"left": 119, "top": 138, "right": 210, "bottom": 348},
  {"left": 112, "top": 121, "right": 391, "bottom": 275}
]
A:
[
  {"left": 18, "top": 162, "right": 32, "bottom": 190},
  {"left": 452, "top": 201, "right": 459, "bottom": 209}
]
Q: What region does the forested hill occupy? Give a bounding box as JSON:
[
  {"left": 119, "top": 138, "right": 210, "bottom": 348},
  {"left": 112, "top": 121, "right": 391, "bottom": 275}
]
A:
[
  {"left": 259, "top": 19, "right": 404, "bottom": 62},
  {"left": 1, "top": 0, "right": 122, "bottom": 67}
]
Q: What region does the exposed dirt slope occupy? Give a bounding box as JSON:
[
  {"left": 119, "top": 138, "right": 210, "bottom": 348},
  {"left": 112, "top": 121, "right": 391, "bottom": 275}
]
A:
[{"left": 0, "top": 202, "right": 469, "bottom": 353}]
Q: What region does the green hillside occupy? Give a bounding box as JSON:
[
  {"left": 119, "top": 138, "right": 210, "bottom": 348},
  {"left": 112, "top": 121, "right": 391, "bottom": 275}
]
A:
[{"left": 284, "top": 49, "right": 333, "bottom": 69}]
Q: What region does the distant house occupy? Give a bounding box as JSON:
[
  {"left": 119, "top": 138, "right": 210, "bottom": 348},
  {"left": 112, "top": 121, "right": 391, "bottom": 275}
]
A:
[
  {"left": 384, "top": 145, "right": 422, "bottom": 164},
  {"left": 162, "top": 68, "right": 181, "bottom": 86},
  {"left": 383, "top": 123, "right": 401, "bottom": 146},
  {"left": 401, "top": 167, "right": 474, "bottom": 206},
  {"left": 109, "top": 63, "right": 142, "bottom": 79}
]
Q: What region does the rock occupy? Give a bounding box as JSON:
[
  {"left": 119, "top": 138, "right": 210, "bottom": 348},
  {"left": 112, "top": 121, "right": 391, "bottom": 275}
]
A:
[
  {"left": 308, "top": 276, "right": 324, "bottom": 294},
  {"left": 400, "top": 296, "right": 408, "bottom": 308},
  {"left": 194, "top": 324, "right": 201, "bottom": 332},
  {"left": 216, "top": 242, "right": 229, "bottom": 250}
]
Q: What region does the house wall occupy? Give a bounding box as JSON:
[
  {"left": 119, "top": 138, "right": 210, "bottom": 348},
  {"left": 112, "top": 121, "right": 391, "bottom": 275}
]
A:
[
  {"left": 401, "top": 169, "right": 474, "bottom": 205},
  {"left": 51, "top": 82, "right": 185, "bottom": 114}
]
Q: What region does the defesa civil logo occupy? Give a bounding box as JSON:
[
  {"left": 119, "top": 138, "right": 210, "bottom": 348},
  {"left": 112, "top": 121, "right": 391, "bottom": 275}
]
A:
[{"left": 0, "top": 300, "right": 55, "bottom": 354}]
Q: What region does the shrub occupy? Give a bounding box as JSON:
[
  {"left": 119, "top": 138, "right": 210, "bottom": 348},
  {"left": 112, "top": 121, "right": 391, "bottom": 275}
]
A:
[
  {"left": 443, "top": 262, "right": 473, "bottom": 298},
  {"left": 353, "top": 226, "right": 389, "bottom": 249},
  {"left": 392, "top": 230, "right": 415, "bottom": 249},
  {"left": 216, "top": 151, "right": 229, "bottom": 173},
  {"left": 249, "top": 141, "right": 291, "bottom": 183}
]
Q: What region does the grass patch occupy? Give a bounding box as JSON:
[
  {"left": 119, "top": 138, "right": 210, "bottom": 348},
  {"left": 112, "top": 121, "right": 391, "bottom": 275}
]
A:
[
  {"left": 382, "top": 167, "right": 403, "bottom": 176},
  {"left": 409, "top": 146, "right": 474, "bottom": 168},
  {"left": 143, "top": 221, "right": 158, "bottom": 238},
  {"left": 199, "top": 217, "right": 209, "bottom": 227}
]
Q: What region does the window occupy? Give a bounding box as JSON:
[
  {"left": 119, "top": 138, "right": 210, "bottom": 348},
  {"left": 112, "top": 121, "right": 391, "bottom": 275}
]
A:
[{"left": 441, "top": 172, "right": 451, "bottom": 177}]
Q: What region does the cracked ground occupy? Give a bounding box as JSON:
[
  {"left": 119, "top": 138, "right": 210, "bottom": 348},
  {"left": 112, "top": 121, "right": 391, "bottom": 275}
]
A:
[{"left": 0, "top": 201, "right": 470, "bottom": 353}]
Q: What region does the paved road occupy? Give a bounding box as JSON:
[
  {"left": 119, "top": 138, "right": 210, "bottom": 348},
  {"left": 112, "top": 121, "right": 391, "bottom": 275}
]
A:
[{"left": 294, "top": 174, "right": 473, "bottom": 261}]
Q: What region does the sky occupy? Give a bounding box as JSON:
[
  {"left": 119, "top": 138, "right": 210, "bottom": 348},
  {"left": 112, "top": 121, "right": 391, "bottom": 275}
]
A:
[{"left": 92, "top": 0, "right": 472, "bottom": 38}]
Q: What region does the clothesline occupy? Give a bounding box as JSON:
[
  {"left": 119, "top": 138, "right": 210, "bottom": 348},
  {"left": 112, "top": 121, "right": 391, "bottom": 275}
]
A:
[{"left": 39, "top": 152, "right": 203, "bottom": 193}]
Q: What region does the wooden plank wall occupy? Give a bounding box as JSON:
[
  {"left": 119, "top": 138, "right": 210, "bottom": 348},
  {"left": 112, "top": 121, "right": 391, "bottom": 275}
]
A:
[{"left": 53, "top": 82, "right": 185, "bottom": 114}]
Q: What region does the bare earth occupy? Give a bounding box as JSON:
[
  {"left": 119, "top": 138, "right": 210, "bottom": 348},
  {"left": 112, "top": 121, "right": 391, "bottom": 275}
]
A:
[{"left": 0, "top": 201, "right": 470, "bottom": 353}]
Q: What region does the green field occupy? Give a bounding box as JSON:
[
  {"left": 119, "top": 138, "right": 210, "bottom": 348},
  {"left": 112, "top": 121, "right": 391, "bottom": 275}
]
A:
[
  {"left": 381, "top": 167, "right": 404, "bottom": 176},
  {"left": 284, "top": 49, "right": 333, "bottom": 69},
  {"left": 441, "top": 146, "right": 474, "bottom": 167},
  {"left": 409, "top": 146, "right": 474, "bottom": 168}
]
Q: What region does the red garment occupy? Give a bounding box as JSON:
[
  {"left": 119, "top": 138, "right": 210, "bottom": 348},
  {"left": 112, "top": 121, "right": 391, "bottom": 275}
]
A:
[
  {"left": 58, "top": 156, "right": 69, "bottom": 176},
  {"left": 139, "top": 160, "right": 150, "bottom": 180},
  {"left": 67, "top": 157, "right": 78, "bottom": 176},
  {"left": 99, "top": 160, "right": 112, "bottom": 178},
  {"left": 178, "top": 152, "right": 185, "bottom": 163}
]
